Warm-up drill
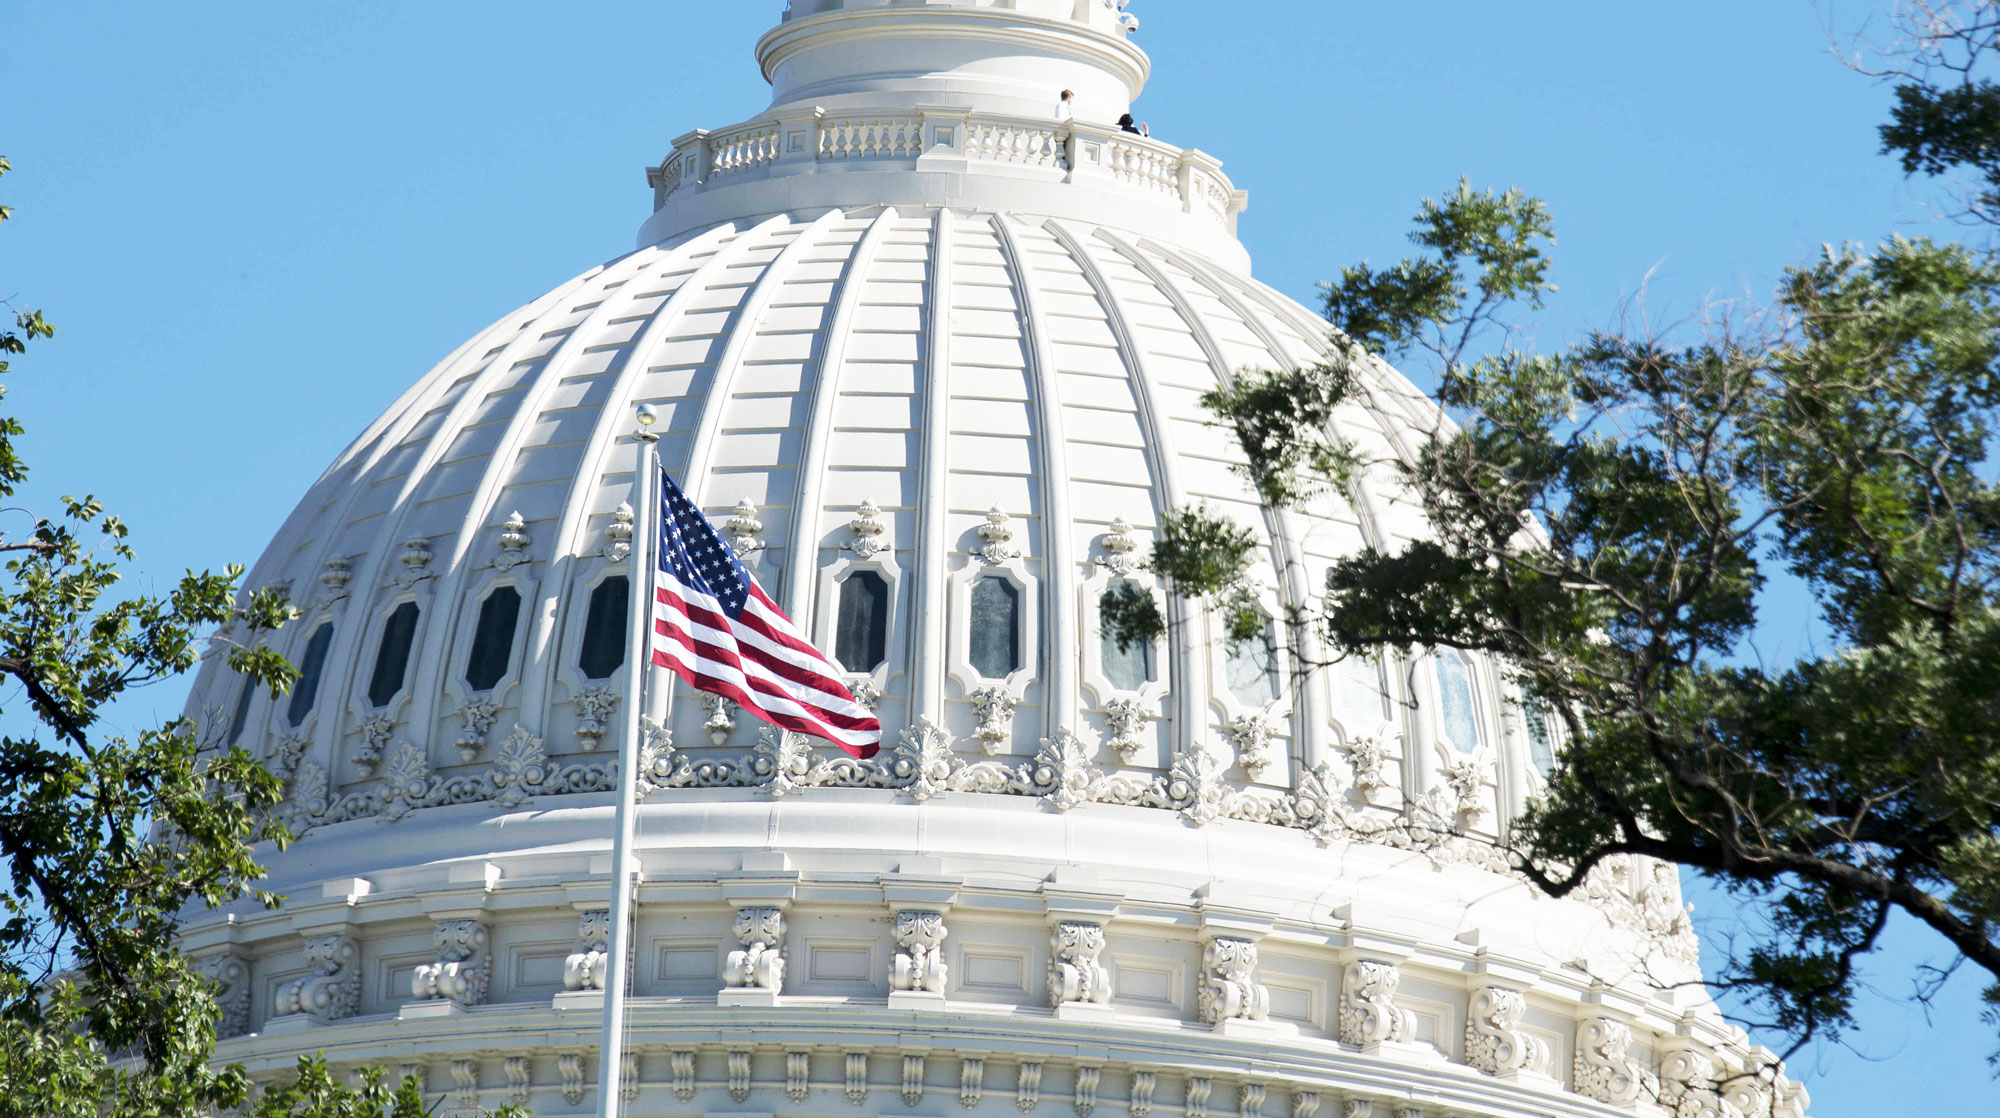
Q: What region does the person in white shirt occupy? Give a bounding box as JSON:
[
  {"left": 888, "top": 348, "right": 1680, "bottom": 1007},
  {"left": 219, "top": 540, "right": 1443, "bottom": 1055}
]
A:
[{"left": 1056, "top": 89, "right": 1076, "bottom": 123}]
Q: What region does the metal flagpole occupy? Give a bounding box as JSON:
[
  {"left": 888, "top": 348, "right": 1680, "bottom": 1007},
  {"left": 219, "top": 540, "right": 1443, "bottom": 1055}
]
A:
[{"left": 597, "top": 402, "right": 658, "bottom": 1116}]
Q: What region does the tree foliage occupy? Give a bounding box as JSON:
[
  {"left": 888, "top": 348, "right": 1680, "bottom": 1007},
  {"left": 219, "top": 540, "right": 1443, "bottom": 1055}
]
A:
[
  {"left": 1123, "top": 172, "right": 2000, "bottom": 1060},
  {"left": 0, "top": 159, "right": 500, "bottom": 1115}
]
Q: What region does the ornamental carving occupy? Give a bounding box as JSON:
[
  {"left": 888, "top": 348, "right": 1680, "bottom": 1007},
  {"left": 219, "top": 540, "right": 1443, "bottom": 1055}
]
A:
[
  {"left": 378, "top": 742, "right": 430, "bottom": 823},
  {"left": 355, "top": 712, "right": 396, "bottom": 777},
  {"left": 312, "top": 557, "right": 351, "bottom": 611},
  {"left": 602, "top": 501, "right": 635, "bottom": 562},
  {"left": 1016, "top": 1061, "right": 1043, "bottom": 1113},
  {"left": 1047, "top": 921, "right": 1112, "bottom": 1006},
  {"left": 573, "top": 684, "right": 618, "bottom": 750},
  {"left": 1074, "top": 1066, "right": 1100, "bottom": 1117},
  {"left": 892, "top": 910, "right": 949, "bottom": 993},
  {"left": 844, "top": 499, "right": 890, "bottom": 558},
  {"left": 559, "top": 1054, "right": 586, "bottom": 1105},
  {"left": 1186, "top": 1076, "right": 1211, "bottom": 1118},
  {"left": 272, "top": 934, "right": 359, "bottom": 1021},
  {"left": 454, "top": 695, "right": 500, "bottom": 762},
  {"left": 1337, "top": 960, "right": 1414, "bottom": 1047},
  {"left": 845, "top": 1053, "right": 868, "bottom": 1104},
  {"left": 1031, "top": 729, "right": 1097, "bottom": 812},
  {"left": 1573, "top": 1017, "right": 1647, "bottom": 1106},
  {"left": 1346, "top": 733, "right": 1392, "bottom": 795},
  {"left": 1237, "top": 1083, "right": 1265, "bottom": 1118},
  {"left": 1198, "top": 936, "right": 1268, "bottom": 1024},
  {"left": 1464, "top": 986, "right": 1552, "bottom": 1076},
  {"left": 504, "top": 1056, "right": 531, "bottom": 1106},
  {"left": 1225, "top": 713, "right": 1275, "bottom": 780},
  {"left": 1659, "top": 1045, "right": 1734, "bottom": 1118},
  {"left": 788, "top": 1051, "right": 810, "bottom": 1102},
  {"left": 493, "top": 510, "right": 531, "bottom": 571},
  {"left": 970, "top": 686, "right": 1018, "bottom": 753},
  {"left": 978, "top": 507, "right": 1021, "bottom": 564},
  {"left": 411, "top": 918, "right": 491, "bottom": 1007},
  {"left": 1129, "top": 1071, "right": 1155, "bottom": 1118},
  {"left": 673, "top": 1050, "right": 697, "bottom": 1101},
  {"left": 1102, "top": 699, "right": 1148, "bottom": 762},
  {"left": 725, "top": 497, "right": 766, "bottom": 558},
  {"left": 1442, "top": 756, "right": 1488, "bottom": 820},
  {"left": 732, "top": 1050, "right": 755, "bottom": 1103},
  {"left": 724, "top": 906, "right": 786, "bottom": 990},
  {"left": 960, "top": 1058, "right": 984, "bottom": 1109},
  {"left": 901, "top": 1054, "right": 925, "bottom": 1106},
  {"left": 704, "top": 693, "right": 737, "bottom": 745},
  {"left": 395, "top": 537, "right": 433, "bottom": 588},
  {"left": 563, "top": 910, "right": 611, "bottom": 992},
  {"left": 1093, "top": 518, "right": 1145, "bottom": 575},
  {"left": 451, "top": 1060, "right": 478, "bottom": 1109},
  {"left": 196, "top": 951, "right": 250, "bottom": 1040}
]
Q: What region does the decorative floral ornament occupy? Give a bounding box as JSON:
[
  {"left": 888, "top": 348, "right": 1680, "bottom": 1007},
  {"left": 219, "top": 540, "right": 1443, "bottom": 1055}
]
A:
[
  {"left": 977, "top": 507, "right": 1021, "bottom": 564},
  {"left": 493, "top": 510, "right": 532, "bottom": 571},
  {"left": 844, "top": 499, "right": 891, "bottom": 558},
  {"left": 725, "top": 497, "right": 766, "bottom": 557}
]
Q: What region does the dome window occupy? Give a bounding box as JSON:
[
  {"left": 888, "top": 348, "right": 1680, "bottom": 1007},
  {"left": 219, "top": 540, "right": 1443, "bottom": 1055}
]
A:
[
  {"left": 1099, "top": 586, "right": 1156, "bottom": 691},
  {"left": 287, "top": 622, "right": 335, "bottom": 727},
  {"left": 969, "top": 576, "right": 1022, "bottom": 679},
  {"left": 1435, "top": 649, "right": 1482, "bottom": 754},
  {"left": 1332, "top": 654, "right": 1390, "bottom": 736},
  {"left": 1523, "top": 700, "right": 1556, "bottom": 777},
  {"left": 1224, "top": 620, "right": 1279, "bottom": 708},
  {"left": 578, "top": 576, "right": 629, "bottom": 680},
  {"left": 835, "top": 570, "right": 890, "bottom": 674},
  {"left": 367, "top": 603, "right": 421, "bottom": 708},
  {"left": 226, "top": 673, "right": 257, "bottom": 745},
  {"left": 464, "top": 587, "right": 523, "bottom": 693}
]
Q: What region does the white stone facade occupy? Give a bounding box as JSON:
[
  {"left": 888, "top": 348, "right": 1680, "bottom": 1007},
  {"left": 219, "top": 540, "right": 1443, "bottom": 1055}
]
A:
[{"left": 181, "top": 2, "right": 1808, "bottom": 1115}]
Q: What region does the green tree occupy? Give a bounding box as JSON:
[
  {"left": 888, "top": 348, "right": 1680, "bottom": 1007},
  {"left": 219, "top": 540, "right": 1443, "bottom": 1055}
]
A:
[
  {"left": 0, "top": 158, "right": 522, "bottom": 1116},
  {"left": 1123, "top": 176, "right": 2000, "bottom": 1060}
]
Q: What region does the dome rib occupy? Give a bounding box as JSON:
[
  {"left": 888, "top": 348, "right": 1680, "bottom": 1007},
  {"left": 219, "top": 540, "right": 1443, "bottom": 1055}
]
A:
[
  {"left": 911, "top": 207, "right": 955, "bottom": 720},
  {"left": 518, "top": 222, "right": 751, "bottom": 725},
  {"left": 991, "top": 212, "right": 1082, "bottom": 737},
  {"left": 781, "top": 208, "right": 902, "bottom": 621}
]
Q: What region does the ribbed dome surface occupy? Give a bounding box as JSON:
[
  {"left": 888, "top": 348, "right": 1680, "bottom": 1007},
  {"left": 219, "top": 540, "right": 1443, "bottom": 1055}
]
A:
[{"left": 202, "top": 206, "right": 1536, "bottom": 824}]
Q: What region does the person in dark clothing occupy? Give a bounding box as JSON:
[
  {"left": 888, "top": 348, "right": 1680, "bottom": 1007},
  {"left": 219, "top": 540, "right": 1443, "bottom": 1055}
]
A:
[{"left": 1117, "top": 113, "right": 1149, "bottom": 137}]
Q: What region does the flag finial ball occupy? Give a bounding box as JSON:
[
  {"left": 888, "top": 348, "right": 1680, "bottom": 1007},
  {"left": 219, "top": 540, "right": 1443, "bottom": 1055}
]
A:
[{"left": 635, "top": 403, "right": 658, "bottom": 428}]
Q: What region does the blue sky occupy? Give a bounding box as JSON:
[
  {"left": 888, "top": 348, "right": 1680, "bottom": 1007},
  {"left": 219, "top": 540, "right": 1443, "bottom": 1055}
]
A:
[{"left": 1, "top": 0, "right": 1984, "bottom": 1108}]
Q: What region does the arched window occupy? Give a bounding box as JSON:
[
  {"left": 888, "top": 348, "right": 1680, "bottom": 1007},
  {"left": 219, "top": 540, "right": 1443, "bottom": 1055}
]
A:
[
  {"left": 287, "top": 623, "right": 335, "bottom": 727},
  {"left": 1523, "top": 700, "right": 1556, "bottom": 777},
  {"left": 1100, "top": 586, "right": 1155, "bottom": 692},
  {"left": 367, "top": 603, "right": 420, "bottom": 708},
  {"left": 578, "top": 576, "right": 628, "bottom": 680},
  {"left": 1332, "top": 654, "right": 1389, "bottom": 734},
  {"left": 226, "top": 674, "right": 257, "bottom": 745},
  {"left": 464, "top": 586, "right": 523, "bottom": 692},
  {"left": 969, "top": 577, "right": 1022, "bottom": 679},
  {"left": 1224, "top": 619, "right": 1278, "bottom": 708},
  {"left": 834, "top": 571, "right": 889, "bottom": 673},
  {"left": 1435, "top": 649, "right": 1481, "bottom": 754}
]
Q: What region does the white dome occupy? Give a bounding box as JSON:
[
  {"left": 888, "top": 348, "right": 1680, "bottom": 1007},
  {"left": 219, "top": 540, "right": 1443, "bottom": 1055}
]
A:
[{"left": 179, "top": 4, "right": 1808, "bottom": 1116}]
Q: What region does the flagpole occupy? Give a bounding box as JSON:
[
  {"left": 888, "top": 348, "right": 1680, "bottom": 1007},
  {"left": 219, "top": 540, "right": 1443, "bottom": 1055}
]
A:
[{"left": 597, "top": 402, "right": 657, "bottom": 1117}]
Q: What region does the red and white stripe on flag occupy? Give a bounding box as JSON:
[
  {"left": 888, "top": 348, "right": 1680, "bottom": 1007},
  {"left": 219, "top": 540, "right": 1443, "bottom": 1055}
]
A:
[{"left": 647, "top": 468, "right": 882, "bottom": 758}]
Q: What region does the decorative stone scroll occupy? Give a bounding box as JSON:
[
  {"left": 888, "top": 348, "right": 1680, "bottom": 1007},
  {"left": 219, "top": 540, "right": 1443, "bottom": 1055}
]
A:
[
  {"left": 272, "top": 934, "right": 360, "bottom": 1021},
  {"left": 573, "top": 684, "right": 617, "bottom": 750},
  {"left": 411, "top": 918, "right": 491, "bottom": 1007},
  {"left": 845, "top": 1053, "right": 868, "bottom": 1105},
  {"left": 1225, "top": 714, "right": 1275, "bottom": 780},
  {"left": 1198, "top": 937, "right": 1269, "bottom": 1024},
  {"left": 1337, "top": 961, "right": 1414, "bottom": 1048},
  {"left": 559, "top": 1054, "right": 586, "bottom": 1105},
  {"left": 196, "top": 950, "right": 250, "bottom": 1040},
  {"left": 1238, "top": 1083, "right": 1265, "bottom": 1118},
  {"left": 892, "top": 910, "right": 949, "bottom": 993},
  {"left": 354, "top": 712, "right": 395, "bottom": 777},
  {"left": 454, "top": 695, "right": 500, "bottom": 762},
  {"left": 1047, "top": 921, "right": 1113, "bottom": 1006},
  {"left": 970, "top": 686, "right": 1018, "bottom": 753},
  {"left": 901, "top": 1054, "right": 925, "bottom": 1106},
  {"left": 1074, "top": 1066, "right": 1100, "bottom": 1117},
  {"left": 562, "top": 910, "right": 611, "bottom": 992},
  {"left": 1102, "top": 698, "right": 1149, "bottom": 762},
  {"left": 725, "top": 498, "right": 766, "bottom": 558},
  {"left": 1129, "top": 1071, "right": 1155, "bottom": 1118},
  {"left": 724, "top": 906, "right": 786, "bottom": 991},
  {"left": 504, "top": 1056, "right": 531, "bottom": 1106},
  {"left": 1573, "top": 1017, "right": 1646, "bottom": 1105},
  {"left": 1464, "top": 986, "right": 1552, "bottom": 1076},
  {"left": 788, "top": 1051, "right": 811, "bottom": 1102},
  {"left": 493, "top": 511, "right": 531, "bottom": 571},
  {"left": 1016, "top": 1061, "right": 1043, "bottom": 1112}
]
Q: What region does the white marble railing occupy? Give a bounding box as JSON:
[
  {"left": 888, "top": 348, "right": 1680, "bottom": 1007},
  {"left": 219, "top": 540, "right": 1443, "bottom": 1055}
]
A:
[{"left": 648, "top": 109, "right": 1247, "bottom": 234}]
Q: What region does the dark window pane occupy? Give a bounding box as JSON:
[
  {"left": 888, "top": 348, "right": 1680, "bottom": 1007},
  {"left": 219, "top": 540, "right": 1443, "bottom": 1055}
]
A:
[
  {"left": 835, "top": 570, "right": 889, "bottom": 673},
  {"left": 226, "top": 674, "right": 257, "bottom": 745},
  {"left": 367, "top": 603, "right": 421, "bottom": 708},
  {"left": 579, "top": 576, "right": 629, "bottom": 680},
  {"left": 287, "top": 623, "right": 335, "bottom": 727},
  {"left": 464, "top": 587, "right": 522, "bottom": 693},
  {"left": 1224, "top": 620, "right": 1278, "bottom": 708},
  {"left": 1100, "top": 586, "right": 1155, "bottom": 691},
  {"left": 1436, "top": 650, "right": 1480, "bottom": 753},
  {"left": 969, "top": 577, "right": 1021, "bottom": 679},
  {"left": 1524, "top": 702, "right": 1555, "bottom": 777}
]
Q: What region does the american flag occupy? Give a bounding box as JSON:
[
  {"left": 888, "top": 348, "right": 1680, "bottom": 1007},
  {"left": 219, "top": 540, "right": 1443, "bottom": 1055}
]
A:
[{"left": 648, "top": 467, "right": 883, "bottom": 758}]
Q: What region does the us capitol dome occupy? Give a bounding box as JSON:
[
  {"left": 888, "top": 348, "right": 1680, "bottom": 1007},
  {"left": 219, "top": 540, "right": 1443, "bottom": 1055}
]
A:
[{"left": 181, "top": 3, "right": 1811, "bottom": 1116}]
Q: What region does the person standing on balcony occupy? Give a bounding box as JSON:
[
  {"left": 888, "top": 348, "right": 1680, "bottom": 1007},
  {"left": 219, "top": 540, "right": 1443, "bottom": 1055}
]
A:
[
  {"left": 1057, "top": 89, "right": 1076, "bottom": 123},
  {"left": 1118, "top": 113, "right": 1149, "bottom": 137}
]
